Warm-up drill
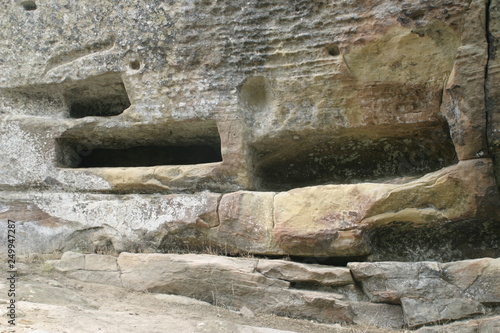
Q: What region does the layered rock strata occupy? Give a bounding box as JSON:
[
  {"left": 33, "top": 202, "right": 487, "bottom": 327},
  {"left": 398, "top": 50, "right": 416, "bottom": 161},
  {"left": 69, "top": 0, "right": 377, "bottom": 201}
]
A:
[
  {"left": 51, "top": 252, "right": 500, "bottom": 330},
  {"left": 1, "top": 159, "right": 499, "bottom": 260},
  {"left": 0, "top": 1, "right": 500, "bottom": 260}
]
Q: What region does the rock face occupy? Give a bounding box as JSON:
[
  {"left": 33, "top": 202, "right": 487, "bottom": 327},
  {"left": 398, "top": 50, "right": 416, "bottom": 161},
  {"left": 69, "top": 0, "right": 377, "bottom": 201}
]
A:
[
  {"left": 1, "top": 159, "right": 498, "bottom": 260},
  {"left": 0, "top": 0, "right": 472, "bottom": 192},
  {"left": 0, "top": 0, "right": 499, "bottom": 261},
  {"left": 488, "top": 0, "right": 500, "bottom": 193},
  {"left": 273, "top": 159, "right": 499, "bottom": 258},
  {"left": 57, "top": 252, "right": 356, "bottom": 325},
  {"left": 416, "top": 315, "right": 500, "bottom": 333},
  {"left": 2, "top": 1, "right": 500, "bottom": 331},
  {"left": 52, "top": 252, "right": 500, "bottom": 330},
  {"left": 0, "top": 0, "right": 500, "bottom": 264},
  {"left": 349, "top": 258, "right": 500, "bottom": 328}
]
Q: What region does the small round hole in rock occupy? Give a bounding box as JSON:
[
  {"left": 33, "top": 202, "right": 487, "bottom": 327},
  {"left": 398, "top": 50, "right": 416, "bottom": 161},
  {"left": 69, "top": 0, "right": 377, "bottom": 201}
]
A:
[
  {"left": 129, "top": 60, "right": 141, "bottom": 70},
  {"left": 21, "top": 1, "right": 37, "bottom": 11},
  {"left": 326, "top": 45, "right": 340, "bottom": 57}
]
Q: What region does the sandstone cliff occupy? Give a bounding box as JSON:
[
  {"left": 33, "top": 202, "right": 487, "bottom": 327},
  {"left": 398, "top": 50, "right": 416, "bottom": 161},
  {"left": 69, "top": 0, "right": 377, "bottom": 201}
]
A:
[{"left": 0, "top": 1, "right": 500, "bottom": 330}]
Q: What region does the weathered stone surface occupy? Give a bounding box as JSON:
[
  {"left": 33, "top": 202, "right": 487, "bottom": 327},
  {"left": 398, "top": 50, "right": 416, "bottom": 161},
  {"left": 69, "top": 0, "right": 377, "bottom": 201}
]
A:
[
  {"left": 350, "top": 302, "right": 404, "bottom": 330},
  {"left": 349, "top": 258, "right": 500, "bottom": 327},
  {"left": 443, "top": 258, "right": 500, "bottom": 303},
  {"left": 196, "top": 323, "right": 299, "bottom": 333},
  {"left": 117, "top": 253, "right": 354, "bottom": 324},
  {"left": 401, "top": 298, "right": 485, "bottom": 328},
  {"left": 51, "top": 252, "right": 500, "bottom": 330},
  {"left": 0, "top": 199, "right": 82, "bottom": 254},
  {"left": 269, "top": 289, "right": 353, "bottom": 324},
  {"left": 118, "top": 253, "right": 278, "bottom": 294},
  {"left": 0, "top": 191, "right": 221, "bottom": 254},
  {"left": 348, "top": 261, "right": 458, "bottom": 303},
  {"left": 1, "top": 158, "right": 499, "bottom": 260},
  {"left": 274, "top": 184, "right": 371, "bottom": 257},
  {"left": 239, "top": 306, "right": 255, "bottom": 318},
  {"left": 487, "top": 0, "right": 500, "bottom": 161},
  {"left": 273, "top": 160, "right": 499, "bottom": 257},
  {"left": 209, "top": 191, "right": 281, "bottom": 255},
  {"left": 153, "top": 294, "right": 212, "bottom": 307},
  {"left": 417, "top": 321, "right": 478, "bottom": 333},
  {"left": 54, "top": 252, "right": 85, "bottom": 272},
  {"left": 1, "top": 0, "right": 500, "bottom": 330},
  {"left": 52, "top": 252, "right": 121, "bottom": 286},
  {"left": 479, "top": 316, "right": 500, "bottom": 333},
  {"left": 349, "top": 259, "right": 500, "bottom": 306},
  {"left": 416, "top": 316, "right": 500, "bottom": 333},
  {"left": 151, "top": 192, "right": 221, "bottom": 252},
  {"left": 84, "top": 254, "right": 118, "bottom": 271},
  {"left": 255, "top": 259, "right": 353, "bottom": 287},
  {"left": 0, "top": 0, "right": 499, "bottom": 263},
  {"left": 67, "top": 270, "right": 122, "bottom": 288},
  {"left": 0, "top": 0, "right": 493, "bottom": 192},
  {"left": 441, "top": 0, "right": 490, "bottom": 160}
]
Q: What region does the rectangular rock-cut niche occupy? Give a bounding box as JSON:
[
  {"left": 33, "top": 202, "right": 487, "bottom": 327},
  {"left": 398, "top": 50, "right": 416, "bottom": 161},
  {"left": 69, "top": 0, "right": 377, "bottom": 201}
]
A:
[
  {"left": 56, "top": 121, "right": 222, "bottom": 168},
  {"left": 252, "top": 123, "right": 457, "bottom": 190},
  {"left": 63, "top": 72, "right": 131, "bottom": 118}
]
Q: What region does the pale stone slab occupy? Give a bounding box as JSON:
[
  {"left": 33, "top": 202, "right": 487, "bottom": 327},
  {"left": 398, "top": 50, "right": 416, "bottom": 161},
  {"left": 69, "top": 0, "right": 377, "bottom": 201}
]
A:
[
  {"left": 402, "top": 298, "right": 485, "bottom": 328},
  {"left": 84, "top": 254, "right": 118, "bottom": 271},
  {"left": 54, "top": 252, "right": 85, "bottom": 272},
  {"left": 210, "top": 191, "right": 281, "bottom": 255},
  {"left": 256, "top": 259, "right": 353, "bottom": 286},
  {"left": 67, "top": 270, "right": 122, "bottom": 288}
]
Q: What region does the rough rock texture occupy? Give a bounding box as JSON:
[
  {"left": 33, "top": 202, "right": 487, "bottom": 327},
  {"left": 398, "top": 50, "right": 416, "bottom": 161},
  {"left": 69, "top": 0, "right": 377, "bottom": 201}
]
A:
[
  {"left": 0, "top": 191, "right": 222, "bottom": 254},
  {"left": 401, "top": 298, "right": 485, "bottom": 328},
  {"left": 209, "top": 191, "right": 281, "bottom": 255},
  {"left": 1, "top": 1, "right": 500, "bottom": 330},
  {"left": 1, "top": 261, "right": 345, "bottom": 333},
  {"left": 488, "top": 0, "right": 500, "bottom": 192},
  {"left": 117, "top": 253, "right": 354, "bottom": 324},
  {"left": 416, "top": 315, "right": 500, "bottom": 333},
  {"left": 255, "top": 260, "right": 353, "bottom": 286},
  {"left": 274, "top": 159, "right": 499, "bottom": 258},
  {"left": 349, "top": 302, "right": 404, "bottom": 330},
  {"left": 349, "top": 259, "right": 500, "bottom": 303},
  {"left": 1, "top": 159, "right": 499, "bottom": 260},
  {"left": 0, "top": 0, "right": 474, "bottom": 191},
  {"left": 52, "top": 252, "right": 500, "bottom": 330},
  {"left": 441, "top": 0, "right": 489, "bottom": 160},
  {"left": 349, "top": 258, "right": 500, "bottom": 328},
  {"left": 1, "top": 0, "right": 500, "bottom": 261}
]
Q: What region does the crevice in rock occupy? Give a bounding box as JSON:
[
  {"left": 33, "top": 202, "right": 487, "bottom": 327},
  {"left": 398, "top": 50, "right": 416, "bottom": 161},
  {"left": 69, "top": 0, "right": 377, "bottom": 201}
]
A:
[
  {"left": 252, "top": 123, "right": 457, "bottom": 191},
  {"left": 129, "top": 60, "right": 141, "bottom": 70},
  {"left": 287, "top": 255, "right": 368, "bottom": 267},
  {"left": 214, "top": 195, "right": 222, "bottom": 229},
  {"left": 158, "top": 235, "right": 224, "bottom": 256},
  {"left": 485, "top": 0, "right": 500, "bottom": 195},
  {"left": 325, "top": 44, "right": 340, "bottom": 56},
  {"left": 20, "top": 1, "right": 37, "bottom": 11},
  {"left": 366, "top": 219, "right": 500, "bottom": 262},
  {"left": 289, "top": 281, "right": 334, "bottom": 292},
  {"left": 483, "top": 303, "right": 500, "bottom": 317},
  {"left": 59, "top": 145, "right": 222, "bottom": 168},
  {"left": 485, "top": 0, "right": 493, "bottom": 156},
  {"left": 56, "top": 120, "right": 222, "bottom": 168},
  {"left": 44, "top": 36, "right": 116, "bottom": 75},
  {"left": 62, "top": 226, "right": 118, "bottom": 254},
  {"left": 64, "top": 73, "right": 130, "bottom": 118}
]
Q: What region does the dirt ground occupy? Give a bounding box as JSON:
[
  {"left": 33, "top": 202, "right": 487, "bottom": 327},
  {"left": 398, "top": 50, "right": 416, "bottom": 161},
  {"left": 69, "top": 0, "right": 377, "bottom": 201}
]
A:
[{"left": 0, "top": 255, "right": 403, "bottom": 333}]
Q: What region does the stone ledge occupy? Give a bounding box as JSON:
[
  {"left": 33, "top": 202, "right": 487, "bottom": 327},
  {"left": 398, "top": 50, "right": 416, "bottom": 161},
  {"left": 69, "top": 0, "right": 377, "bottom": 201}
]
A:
[
  {"left": 2, "top": 159, "right": 499, "bottom": 261},
  {"left": 50, "top": 252, "right": 500, "bottom": 330}
]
